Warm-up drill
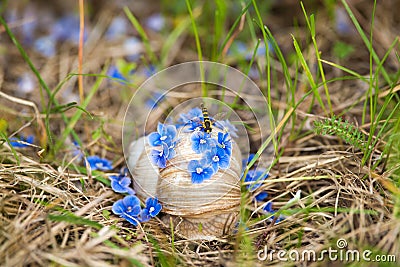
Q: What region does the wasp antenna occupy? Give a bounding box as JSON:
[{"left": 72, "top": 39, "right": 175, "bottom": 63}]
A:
[{"left": 200, "top": 103, "right": 204, "bottom": 108}]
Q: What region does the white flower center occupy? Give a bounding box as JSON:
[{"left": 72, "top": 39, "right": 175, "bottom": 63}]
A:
[
  {"left": 127, "top": 206, "right": 132, "bottom": 212},
  {"left": 220, "top": 143, "right": 225, "bottom": 148},
  {"left": 160, "top": 135, "right": 167, "bottom": 141},
  {"left": 200, "top": 139, "right": 206, "bottom": 144},
  {"left": 212, "top": 155, "right": 219, "bottom": 162},
  {"left": 196, "top": 167, "right": 203, "bottom": 174},
  {"left": 149, "top": 207, "right": 155, "bottom": 213}
]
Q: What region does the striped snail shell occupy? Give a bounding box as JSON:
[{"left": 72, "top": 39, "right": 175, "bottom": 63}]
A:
[{"left": 128, "top": 120, "right": 242, "bottom": 240}]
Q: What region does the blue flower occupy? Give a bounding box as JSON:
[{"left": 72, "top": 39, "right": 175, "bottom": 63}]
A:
[
  {"left": 109, "top": 173, "right": 135, "bottom": 195},
  {"left": 215, "top": 120, "right": 238, "bottom": 138},
  {"left": 105, "top": 16, "right": 128, "bottom": 40},
  {"left": 144, "top": 65, "right": 157, "bottom": 78},
  {"left": 145, "top": 92, "right": 165, "bottom": 108},
  {"left": 145, "top": 13, "right": 165, "bottom": 32},
  {"left": 139, "top": 209, "right": 151, "bottom": 223},
  {"left": 33, "top": 35, "right": 56, "bottom": 58},
  {"left": 263, "top": 202, "right": 273, "bottom": 213},
  {"left": 179, "top": 107, "right": 203, "bottom": 124},
  {"left": 150, "top": 143, "right": 169, "bottom": 168},
  {"left": 205, "top": 147, "right": 230, "bottom": 172},
  {"left": 335, "top": 7, "right": 353, "bottom": 35},
  {"left": 141, "top": 197, "right": 162, "bottom": 219},
  {"left": 232, "top": 220, "right": 250, "bottom": 234},
  {"left": 216, "top": 132, "right": 232, "bottom": 155},
  {"left": 51, "top": 14, "right": 87, "bottom": 44},
  {"left": 72, "top": 141, "right": 83, "bottom": 161},
  {"left": 17, "top": 73, "right": 35, "bottom": 95},
  {"left": 112, "top": 195, "right": 141, "bottom": 226},
  {"left": 166, "top": 141, "right": 176, "bottom": 160},
  {"left": 21, "top": 9, "right": 37, "bottom": 45},
  {"left": 242, "top": 153, "right": 255, "bottom": 168},
  {"left": 186, "top": 107, "right": 203, "bottom": 120},
  {"left": 183, "top": 120, "right": 203, "bottom": 132},
  {"left": 191, "top": 131, "right": 215, "bottom": 154},
  {"left": 107, "top": 65, "right": 128, "bottom": 84},
  {"left": 124, "top": 37, "right": 142, "bottom": 61},
  {"left": 87, "top": 155, "right": 113, "bottom": 171},
  {"left": 9, "top": 135, "right": 34, "bottom": 148},
  {"left": 188, "top": 159, "right": 215, "bottom": 183},
  {"left": 148, "top": 122, "right": 177, "bottom": 147},
  {"left": 243, "top": 169, "right": 269, "bottom": 191},
  {"left": 262, "top": 202, "right": 283, "bottom": 223},
  {"left": 255, "top": 191, "right": 268, "bottom": 201},
  {"left": 176, "top": 108, "right": 204, "bottom": 130}
]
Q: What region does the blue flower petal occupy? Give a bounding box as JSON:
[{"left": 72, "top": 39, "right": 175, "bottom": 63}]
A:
[
  {"left": 201, "top": 166, "right": 215, "bottom": 180},
  {"left": 263, "top": 202, "right": 273, "bottom": 213},
  {"left": 110, "top": 175, "right": 134, "bottom": 194},
  {"left": 149, "top": 123, "right": 177, "bottom": 147},
  {"left": 166, "top": 143, "right": 176, "bottom": 160},
  {"left": 105, "top": 16, "right": 128, "bottom": 40},
  {"left": 148, "top": 132, "right": 162, "bottom": 146},
  {"left": 33, "top": 36, "right": 56, "bottom": 58},
  {"left": 150, "top": 149, "right": 167, "bottom": 168},
  {"left": 157, "top": 122, "right": 164, "bottom": 134},
  {"left": 188, "top": 159, "right": 215, "bottom": 183},
  {"left": 242, "top": 153, "right": 255, "bottom": 168},
  {"left": 121, "top": 214, "right": 139, "bottom": 226},
  {"left": 122, "top": 195, "right": 141, "bottom": 216},
  {"left": 145, "top": 13, "right": 165, "bottom": 32},
  {"left": 87, "top": 155, "right": 113, "bottom": 171},
  {"left": 218, "top": 153, "right": 230, "bottom": 169},
  {"left": 244, "top": 169, "right": 269, "bottom": 191},
  {"left": 112, "top": 199, "right": 125, "bottom": 215},
  {"left": 191, "top": 172, "right": 205, "bottom": 183},
  {"left": 9, "top": 134, "right": 35, "bottom": 148},
  {"left": 144, "top": 197, "right": 162, "bottom": 217},
  {"left": 187, "top": 159, "right": 198, "bottom": 172},
  {"left": 255, "top": 191, "right": 269, "bottom": 201},
  {"left": 139, "top": 209, "right": 151, "bottom": 222},
  {"left": 165, "top": 125, "right": 177, "bottom": 141},
  {"left": 214, "top": 120, "right": 239, "bottom": 138},
  {"left": 191, "top": 131, "right": 215, "bottom": 154},
  {"left": 150, "top": 202, "right": 162, "bottom": 217},
  {"left": 107, "top": 65, "right": 128, "bottom": 84},
  {"left": 111, "top": 180, "right": 128, "bottom": 193},
  {"left": 204, "top": 147, "right": 230, "bottom": 172}
]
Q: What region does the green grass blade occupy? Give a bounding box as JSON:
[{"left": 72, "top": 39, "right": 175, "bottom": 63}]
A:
[
  {"left": 48, "top": 212, "right": 103, "bottom": 230},
  {"left": 0, "top": 132, "right": 20, "bottom": 165}
]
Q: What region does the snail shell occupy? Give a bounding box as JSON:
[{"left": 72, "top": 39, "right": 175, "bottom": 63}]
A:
[{"left": 128, "top": 126, "right": 242, "bottom": 240}]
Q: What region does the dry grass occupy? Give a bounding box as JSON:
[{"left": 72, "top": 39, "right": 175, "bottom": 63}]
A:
[{"left": 1, "top": 134, "right": 399, "bottom": 266}]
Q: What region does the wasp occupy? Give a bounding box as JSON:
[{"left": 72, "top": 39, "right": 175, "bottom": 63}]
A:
[{"left": 200, "top": 103, "right": 213, "bottom": 134}]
